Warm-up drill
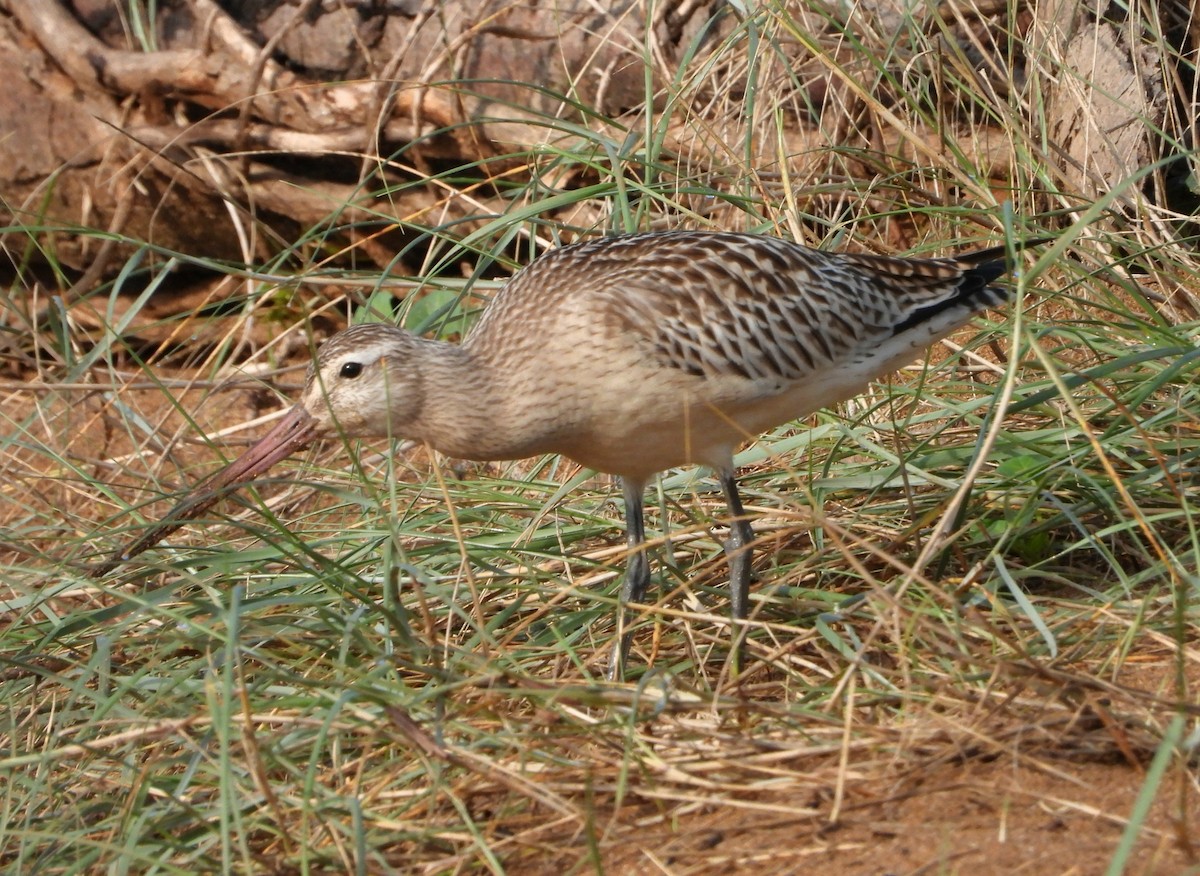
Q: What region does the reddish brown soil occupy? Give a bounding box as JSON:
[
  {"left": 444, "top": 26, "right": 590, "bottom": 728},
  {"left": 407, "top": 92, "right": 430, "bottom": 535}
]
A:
[{"left": 595, "top": 759, "right": 1192, "bottom": 874}]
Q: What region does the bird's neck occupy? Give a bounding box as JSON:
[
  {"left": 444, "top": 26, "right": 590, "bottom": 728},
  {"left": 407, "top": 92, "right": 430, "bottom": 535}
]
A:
[{"left": 406, "top": 338, "right": 538, "bottom": 462}]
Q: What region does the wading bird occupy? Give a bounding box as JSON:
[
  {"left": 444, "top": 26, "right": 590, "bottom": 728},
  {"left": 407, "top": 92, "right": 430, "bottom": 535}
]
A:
[{"left": 94, "top": 230, "right": 1034, "bottom": 676}]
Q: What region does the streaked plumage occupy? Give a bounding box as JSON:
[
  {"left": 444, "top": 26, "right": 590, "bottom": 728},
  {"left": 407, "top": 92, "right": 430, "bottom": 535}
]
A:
[{"left": 95, "top": 230, "right": 1030, "bottom": 676}]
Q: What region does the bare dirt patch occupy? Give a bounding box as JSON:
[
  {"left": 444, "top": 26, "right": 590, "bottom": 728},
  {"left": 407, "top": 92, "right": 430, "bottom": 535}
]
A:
[{"left": 594, "top": 759, "right": 1188, "bottom": 875}]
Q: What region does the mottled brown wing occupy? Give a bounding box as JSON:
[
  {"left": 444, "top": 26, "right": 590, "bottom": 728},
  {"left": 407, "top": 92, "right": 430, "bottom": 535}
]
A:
[{"left": 577, "top": 231, "right": 1006, "bottom": 382}]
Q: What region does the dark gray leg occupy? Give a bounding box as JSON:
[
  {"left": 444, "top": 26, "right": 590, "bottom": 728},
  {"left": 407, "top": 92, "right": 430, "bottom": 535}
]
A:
[
  {"left": 719, "top": 469, "right": 754, "bottom": 662},
  {"left": 609, "top": 478, "right": 649, "bottom": 680}
]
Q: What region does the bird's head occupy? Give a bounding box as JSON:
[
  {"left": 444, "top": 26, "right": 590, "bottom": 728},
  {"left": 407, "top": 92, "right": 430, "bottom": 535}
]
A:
[
  {"left": 90, "top": 323, "right": 423, "bottom": 576},
  {"left": 298, "top": 323, "right": 425, "bottom": 439}
]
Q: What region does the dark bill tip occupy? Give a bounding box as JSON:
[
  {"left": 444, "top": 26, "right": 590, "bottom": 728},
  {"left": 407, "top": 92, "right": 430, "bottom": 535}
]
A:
[{"left": 90, "top": 405, "right": 321, "bottom": 578}]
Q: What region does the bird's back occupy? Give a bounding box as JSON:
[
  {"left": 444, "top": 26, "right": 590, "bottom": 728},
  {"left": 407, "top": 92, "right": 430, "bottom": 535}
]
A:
[{"left": 461, "top": 231, "right": 1013, "bottom": 480}]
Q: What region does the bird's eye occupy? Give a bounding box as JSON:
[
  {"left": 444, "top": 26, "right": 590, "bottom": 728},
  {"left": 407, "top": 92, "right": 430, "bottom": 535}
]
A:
[{"left": 339, "top": 361, "right": 363, "bottom": 379}]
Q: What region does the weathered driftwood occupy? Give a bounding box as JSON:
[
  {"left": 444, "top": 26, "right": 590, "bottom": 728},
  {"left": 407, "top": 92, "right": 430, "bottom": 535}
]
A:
[
  {"left": 0, "top": 0, "right": 1178, "bottom": 294},
  {"left": 1029, "top": 0, "right": 1167, "bottom": 203},
  {"left": 0, "top": 0, "right": 724, "bottom": 276}
]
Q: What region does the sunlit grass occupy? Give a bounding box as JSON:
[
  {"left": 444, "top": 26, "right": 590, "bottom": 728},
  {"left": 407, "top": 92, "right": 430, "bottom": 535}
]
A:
[{"left": 2, "top": 0, "right": 1198, "bottom": 872}]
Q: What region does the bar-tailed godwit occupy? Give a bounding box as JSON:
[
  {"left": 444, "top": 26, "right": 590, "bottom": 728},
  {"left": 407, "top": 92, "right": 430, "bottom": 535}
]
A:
[{"left": 95, "top": 230, "right": 1034, "bottom": 675}]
